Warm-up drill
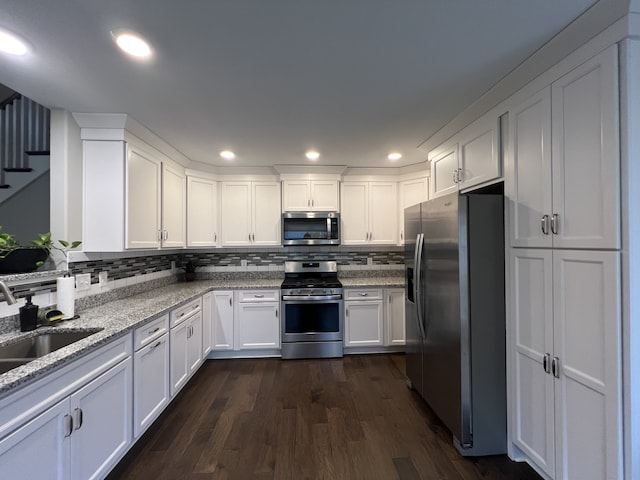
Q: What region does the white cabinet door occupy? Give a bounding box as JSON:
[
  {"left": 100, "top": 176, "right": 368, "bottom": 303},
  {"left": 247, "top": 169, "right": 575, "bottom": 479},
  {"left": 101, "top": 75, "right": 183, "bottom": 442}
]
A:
[
  {"left": 429, "top": 144, "right": 458, "bottom": 199},
  {"left": 237, "top": 302, "right": 280, "bottom": 349},
  {"left": 385, "top": 289, "right": 405, "bottom": 346},
  {"left": 398, "top": 177, "right": 428, "bottom": 244},
  {"left": 201, "top": 292, "right": 213, "bottom": 357},
  {"left": 0, "top": 398, "right": 70, "bottom": 480},
  {"left": 170, "top": 318, "right": 189, "bottom": 396},
  {"left": 220, "top": 181, "right": 280, "bottom": 246},
  {"left": 212, "top": 291, "right": 234, "bottom": 351},
  {"left": 458, "top": 118, "right": 500, "bottom": 190},
  {"left": 341, "top": 182, "right": 369, "bottom": 244},
  {"left": 369, "top": 182, "right": 397, "bottom": 245},
  {"left": 187, "top": 312, "right": 203, "bottom": 374},
  {"left": 127, "top": 148, "right": 162, "bottom": 249},
  {"left": 507, "top": 87, "right": 553, "bottom": 248},
  {"left": 552, "top": 250, "right": 621, "bottom": 480},
  {"left": 341, "top": 181, "right": 397, "bottom": 245},
  {"left": 510, "top": 248, "right": 621, "bottom": 480},
  {"left": 161, "top": 163, "right": 186, "bottom": 248},
  {"left": 187, "top": 176, "right": 218, "bottom": 247},
  {"left": 133, "top": 334, "right": 169, "bottom": 438},
  {"left": 344, "top": 300, "right": 384, "bottom": 347},
  {"left": 551, "top": 45, "right": 620, "bottom": 250},
  {"left": 252, "top": 181, "right": 281, "bottom": 245},
  {"left": 220, "top": 181, "right": 252, "bottom": 246},
  {"left": 70, "top": 358, "right": 132, "bottom": 480},
  {"left": 282, "top": 179, "right": 339, "bottom": 211},
  {"left": 310, "top": 180, "right": 339, "bottom": 211},
  {"left": 510, "top": 249, "right": 555, "bottom": 478}
]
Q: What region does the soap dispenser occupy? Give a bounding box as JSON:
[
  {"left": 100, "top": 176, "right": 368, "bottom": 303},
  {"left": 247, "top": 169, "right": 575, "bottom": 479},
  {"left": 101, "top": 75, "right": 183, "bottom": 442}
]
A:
[{"left": 20, "top": 295, "right": 38, "bottom": 332}]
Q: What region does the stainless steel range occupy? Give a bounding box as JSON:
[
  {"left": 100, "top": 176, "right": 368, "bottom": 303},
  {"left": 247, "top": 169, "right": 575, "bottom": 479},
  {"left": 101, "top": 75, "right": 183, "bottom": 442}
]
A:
[{"left": 281, "top": 260, "right": 344, "bottom": 359}]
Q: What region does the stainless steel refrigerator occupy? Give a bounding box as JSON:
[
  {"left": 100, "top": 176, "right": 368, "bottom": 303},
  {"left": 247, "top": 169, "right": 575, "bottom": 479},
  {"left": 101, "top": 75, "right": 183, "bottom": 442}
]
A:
[{"left": 404, "top": 190, "right": 506, "bottom": 456}]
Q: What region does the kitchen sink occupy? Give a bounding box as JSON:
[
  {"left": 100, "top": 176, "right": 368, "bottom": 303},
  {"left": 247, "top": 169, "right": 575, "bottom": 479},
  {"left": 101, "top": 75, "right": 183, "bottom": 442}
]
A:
[{"left": 0, "top": 329, "right": 102, "bottom": 375}]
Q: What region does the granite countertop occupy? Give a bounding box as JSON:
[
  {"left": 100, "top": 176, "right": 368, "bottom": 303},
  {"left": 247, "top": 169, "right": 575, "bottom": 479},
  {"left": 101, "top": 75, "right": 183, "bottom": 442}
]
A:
[{"left": 0, "top": 275, "right": 403, "bottom": 397}]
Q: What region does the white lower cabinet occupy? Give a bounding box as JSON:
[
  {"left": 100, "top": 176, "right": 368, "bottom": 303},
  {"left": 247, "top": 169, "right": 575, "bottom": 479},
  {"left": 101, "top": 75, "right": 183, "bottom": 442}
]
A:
[
  {"left": 344, "top": 289, "right": 384, "bottom": 347},
  {"left": 201, "top": 292, "right": 214, "bottom": 357},
  {"left": 0, "top": 339, "right": 133, "bottom": 480},
  {"left": 211, "top": 291, "right": 234, "bottom": 351},
  {"left": 384, "top": 288, "right": 405, "bottom": 346},
  {"left": 133, "top": 315, "right": 170, "bottom": 438},
  {"left": 170, "top": 299, "right": 203, "bottom": 397},
  {"left": 236, "top": 290, "right": 280, "bottom": 350},
  {"left": 510, "top": 248, "right": 621, "bottom": 480}
]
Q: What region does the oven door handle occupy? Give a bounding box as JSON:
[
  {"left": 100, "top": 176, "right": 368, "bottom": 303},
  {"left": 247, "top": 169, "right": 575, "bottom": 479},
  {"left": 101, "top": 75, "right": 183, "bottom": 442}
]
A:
[{"left": 281, "top": 295, "right": 343, "bottom": 301}]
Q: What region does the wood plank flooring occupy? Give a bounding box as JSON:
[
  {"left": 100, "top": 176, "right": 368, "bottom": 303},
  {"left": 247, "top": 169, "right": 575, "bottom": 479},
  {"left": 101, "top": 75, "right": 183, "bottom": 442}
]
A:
[{"left": 108, "top": 355, "right": 541, "bottom": 480}]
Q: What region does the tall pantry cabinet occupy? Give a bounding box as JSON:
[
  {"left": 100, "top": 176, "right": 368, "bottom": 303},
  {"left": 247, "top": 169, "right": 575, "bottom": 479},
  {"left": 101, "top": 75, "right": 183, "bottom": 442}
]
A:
[{"left": 506, "top": 45, "right": 621, "bottom": 480}]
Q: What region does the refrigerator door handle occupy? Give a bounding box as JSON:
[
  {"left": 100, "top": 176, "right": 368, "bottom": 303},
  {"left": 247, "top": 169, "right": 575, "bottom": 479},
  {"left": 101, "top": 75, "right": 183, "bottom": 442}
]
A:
[{"left": 415, "top": 233, "right": 426, "bottom": 339}]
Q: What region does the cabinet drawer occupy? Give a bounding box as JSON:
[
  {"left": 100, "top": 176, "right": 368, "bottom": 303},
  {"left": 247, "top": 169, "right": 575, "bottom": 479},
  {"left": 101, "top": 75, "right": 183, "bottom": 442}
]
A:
[
  {"left": 345, "top": 288, "right": 382, "bottom": 300},
  {"left": 237, "top": 290, "right": 279, "bottom": 302},
  {"left": 170, "top": 298, "right": 202, "bottom": 328},
  {"left": 134, "top": 314, "right": 169, "bottom": 350}
]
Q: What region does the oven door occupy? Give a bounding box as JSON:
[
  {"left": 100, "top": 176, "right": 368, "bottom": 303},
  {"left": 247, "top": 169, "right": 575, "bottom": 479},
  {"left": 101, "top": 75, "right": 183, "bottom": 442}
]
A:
[{"left": 281, "top": 297, "right": 343, "bottom": 342}]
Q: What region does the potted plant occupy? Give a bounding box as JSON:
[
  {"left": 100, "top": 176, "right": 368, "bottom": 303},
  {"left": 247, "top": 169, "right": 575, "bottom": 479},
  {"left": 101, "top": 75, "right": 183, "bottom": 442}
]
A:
[
  {"left": 181, "top": 260, "right": 199, "bottom": 282},
  {"left": 0, "top": 228, "right": 81, "bottom": 274}
]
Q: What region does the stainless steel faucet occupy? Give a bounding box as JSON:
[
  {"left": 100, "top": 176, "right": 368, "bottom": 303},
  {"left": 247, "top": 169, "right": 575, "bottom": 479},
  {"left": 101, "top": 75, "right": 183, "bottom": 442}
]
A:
[{"left": 0, "top": 281, "right": 17, "bottom": 305}]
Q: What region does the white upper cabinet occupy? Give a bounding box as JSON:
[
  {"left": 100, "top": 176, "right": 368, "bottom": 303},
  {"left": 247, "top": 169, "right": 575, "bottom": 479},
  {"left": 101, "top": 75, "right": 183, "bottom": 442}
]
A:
[
  {"left": 398, "top": 177, "right": 428, "bottom": 244},
  {"left": 429, "top": 112, "right": 501, "bottom": 199},
  {"left": 83, "top": 141, "right": 185, "bottom": 251},
  {"left": 282, "top": 179, "right": 339, "bottom": 211},
  {"left": 220, "top": 180, "right": 281, "bottom": 247},
  {"left": 341, "top": 181, "right": 397, "bottom": 245},
  {"left": 187, "top": 175, "right": 218, "bottom": 247},
  {"left": 508, "top": 45, "right": 620, "bottom": 249},
  {"left": 429, "top": 144, "right": 459, "bottom": 199}
]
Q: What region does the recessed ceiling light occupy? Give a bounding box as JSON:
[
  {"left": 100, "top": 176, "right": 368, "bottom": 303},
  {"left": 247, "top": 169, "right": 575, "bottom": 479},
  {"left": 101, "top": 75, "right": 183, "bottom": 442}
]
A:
[
  {"left": 387, "top": 152, "right": 402, "bottom": 161},
  {"left": 220, "top": 150, "right": 236, "bottom": 160},
  {"left": 305, "top": 150, "right": 320, "bottom": 161},
  {"left": 111, "top": 30, "right": 152, "bottom": 58},
  {"left": 0, "top": 28, "right": 28, "bottom": 56}
]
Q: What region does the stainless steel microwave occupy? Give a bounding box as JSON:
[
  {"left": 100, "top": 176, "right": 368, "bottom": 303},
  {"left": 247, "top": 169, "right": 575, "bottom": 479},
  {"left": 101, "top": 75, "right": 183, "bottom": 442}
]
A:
[{"left": 282, "top": 212, "right": 340, "bottom": 246}]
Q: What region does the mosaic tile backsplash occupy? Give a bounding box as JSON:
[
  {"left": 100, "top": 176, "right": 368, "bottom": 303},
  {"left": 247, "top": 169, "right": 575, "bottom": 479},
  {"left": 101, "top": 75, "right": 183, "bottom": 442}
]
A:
[{"left": 0, "top": 246, "right": 404, "bottom": 319}]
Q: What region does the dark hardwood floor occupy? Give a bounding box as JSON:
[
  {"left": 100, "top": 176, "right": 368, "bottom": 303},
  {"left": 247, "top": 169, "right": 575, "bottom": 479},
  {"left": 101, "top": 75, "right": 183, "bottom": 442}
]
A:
[{"left": 108, "top": 354, "right": 541, "bottom": 480}]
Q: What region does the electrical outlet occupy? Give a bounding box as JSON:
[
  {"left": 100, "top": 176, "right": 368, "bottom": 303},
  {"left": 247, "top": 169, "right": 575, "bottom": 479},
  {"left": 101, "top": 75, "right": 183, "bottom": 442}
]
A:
[
  {"left": 76, "top": 273, "right": 91, "bottom": 291},
  {"left": 240, "top": 259, "right": 248, "bottom": 267},
  {"left": 367, "top": 257, "right": 373, "bottom": 266},
  {"left": 98, "top": 271, "right": 108, "bottom": 287},
  {"left": 171, "top": 261, "right": 176, "bottom": 271}
]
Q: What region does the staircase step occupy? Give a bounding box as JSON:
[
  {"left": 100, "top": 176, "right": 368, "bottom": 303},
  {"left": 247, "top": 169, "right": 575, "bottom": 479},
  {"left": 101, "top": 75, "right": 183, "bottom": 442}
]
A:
[
  {"left": 24, "top": 150, "right": 50, "bottom": 156},
  {"left": 3, "top": 168, "right": 34, "bottom": 173},
  {"left": 0, "top": 185, "right": 10, "bottom": 189}
]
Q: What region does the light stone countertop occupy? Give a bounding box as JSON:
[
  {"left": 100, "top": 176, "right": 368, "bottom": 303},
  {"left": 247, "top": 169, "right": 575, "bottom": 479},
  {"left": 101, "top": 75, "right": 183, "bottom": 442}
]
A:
[{"left": 0, "top": 275, "right": 404, "bottom": 397}]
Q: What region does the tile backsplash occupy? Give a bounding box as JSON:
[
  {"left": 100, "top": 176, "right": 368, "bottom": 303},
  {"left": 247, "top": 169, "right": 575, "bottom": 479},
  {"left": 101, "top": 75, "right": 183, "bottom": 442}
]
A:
[{"left": 0, "top": 246, "right": 404, "bottom": 320}]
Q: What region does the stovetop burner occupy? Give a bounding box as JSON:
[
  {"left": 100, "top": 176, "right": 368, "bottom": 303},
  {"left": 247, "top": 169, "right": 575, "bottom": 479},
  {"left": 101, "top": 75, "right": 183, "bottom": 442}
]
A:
[{"left": 281, "top": 260, "right": 342, "bottom": 292}]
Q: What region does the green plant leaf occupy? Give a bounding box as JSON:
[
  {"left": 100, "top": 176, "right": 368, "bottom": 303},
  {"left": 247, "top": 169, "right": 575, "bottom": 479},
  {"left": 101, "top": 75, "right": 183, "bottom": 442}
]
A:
[{"left": 58, "top": 240, "right": 69, "bottom": 248}]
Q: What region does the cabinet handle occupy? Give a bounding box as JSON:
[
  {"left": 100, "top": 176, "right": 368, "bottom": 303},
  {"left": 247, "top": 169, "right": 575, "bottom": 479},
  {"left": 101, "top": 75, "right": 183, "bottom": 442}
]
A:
[
  {"left": 453, "top": 170, "right": 458, "bottom": 184},
  {"left": 400, "top": 232, "right": 403, "bottom": 241},
  {"left": 229, "top": 298, "right": 232, "bottom": 307},
  {"left": 214, "top": 233, "right": 217, "bottom": 242},
  {"left": 149, "top": 326, "right": 160, "bottom": 335},
  {"left": 254, "top": 294, "right": 264, "bottom": 298},
  {"left": 540, "top": 215, "right": 549, "bottom": 235},
  {"left": 543, "top": 353, "right": 551, "bottom": 374},
  {"left": 458, "top": 168, "right": 463, "bottom": 183},
  {"left": 551, "top": 214, "right": 559, "bottom": 235},
  {"left": 150, "top": 340, "right": 163, "bottom": 350},
  {"left": 275, "top": 308, "right": 278, "bottom": 318},
  {"left": 64, "top": 414, "right": 73, "bottom": 437},
  {"left": 157, "top": 230, "right": 162, "bottom": 241},
  {"left": 360, "top": 292, "right": 368, "bottom": 297},
  {"left": 74, "top": 408, "right": 83, "bottom": 430},
  {"left": 346, "top": 308, "right": 349, "bottom": 317},
  {"left": 552, "top": 356, "right": 560, "bottom": 378},
  {"left": 308, "top": 199, "right": 311, "bottom": 207},
  {"left": 311, "top": 199, "right": 314, "bottom": 207}
]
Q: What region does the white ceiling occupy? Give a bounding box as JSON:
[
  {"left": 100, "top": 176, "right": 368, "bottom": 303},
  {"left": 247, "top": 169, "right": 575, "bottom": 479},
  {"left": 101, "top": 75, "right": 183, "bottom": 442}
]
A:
[{"left": 0, "top": 1, "right": 605, "bottom": 169}]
